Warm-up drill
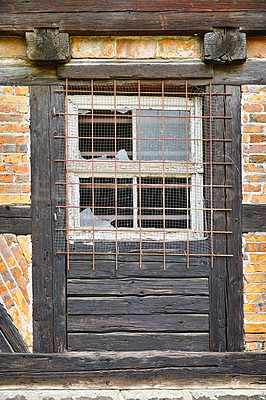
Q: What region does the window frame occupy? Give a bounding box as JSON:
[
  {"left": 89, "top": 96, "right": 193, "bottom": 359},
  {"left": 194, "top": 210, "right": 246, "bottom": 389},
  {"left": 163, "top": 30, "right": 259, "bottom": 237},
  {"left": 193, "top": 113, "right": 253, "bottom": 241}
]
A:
[{"left": 67, "top": 94, "right": 204, "bottom": 242}]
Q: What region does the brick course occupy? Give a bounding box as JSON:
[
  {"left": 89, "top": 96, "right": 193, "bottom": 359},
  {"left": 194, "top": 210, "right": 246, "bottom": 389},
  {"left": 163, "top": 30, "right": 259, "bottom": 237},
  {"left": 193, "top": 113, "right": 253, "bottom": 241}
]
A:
[
  {"left": 0, "top": 86, "right": 30, "bottom": 205},
  {"left": 242, "top": 85, "right": 266, "bottom": 351},
  {"left": 0, "top": 234, "right": 32, "bottom": 349}
]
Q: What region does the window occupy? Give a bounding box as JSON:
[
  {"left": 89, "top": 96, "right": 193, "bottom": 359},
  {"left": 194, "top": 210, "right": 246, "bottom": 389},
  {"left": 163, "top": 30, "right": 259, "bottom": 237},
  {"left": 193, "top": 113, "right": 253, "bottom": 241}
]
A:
[{"left": 67, "top": 87, "right": 204, "bottom": 243}]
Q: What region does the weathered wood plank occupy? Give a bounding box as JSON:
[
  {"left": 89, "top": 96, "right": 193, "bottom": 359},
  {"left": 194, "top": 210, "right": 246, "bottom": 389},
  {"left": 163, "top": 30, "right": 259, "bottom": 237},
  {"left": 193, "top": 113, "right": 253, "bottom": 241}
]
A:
[
  {"left": 58, "top": 61, "right": 213, "bottom": 80},
  {"left": 0, "top": 11, "right": 265, "bottom": 34},
  {"left": 0, "top": 352, "right": 265, "bottom": 377},
  {"left": 2, "top": 1, "right": 266, "bottom": 13},
  {"left": 0, "top": 305, "right": 28, "bottom": 353},
  {"left": 30, "top": 86, "right": 54, "bottom": 353},
  {"left": 242, "top": 204, "right": 266, "bottom": 232},
  {"left": 68, "top": 295, "right": 209, "bottom": 315},
  {"left": 68, "top": 333, "right": 210, "bottom": 352},
  {"left": 225, "top": 85, "right": 243, "bottom": 351},
  {"left": 213, "top": 61, "right": 266, "bottom": 85},
  {"left": 67, "top": 314, "right": 209, "bottom": 332},
  {"left": 68, "top": 259, "right": 210, "bottom": 279},
  {"left": 67, "top": 278, "right": 209, "bottom": 296},
  {"left": 0, "top": 205, "right": 31, "bottom": 234}
]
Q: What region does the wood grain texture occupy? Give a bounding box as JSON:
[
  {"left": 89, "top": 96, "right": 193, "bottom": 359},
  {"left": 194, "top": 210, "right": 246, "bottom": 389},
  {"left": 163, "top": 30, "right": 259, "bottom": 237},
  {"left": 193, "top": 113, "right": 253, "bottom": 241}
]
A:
[
  {"left": 0, "top": 205, "right": 31, "bottom": 234},
  {"left": 242, "top": 204, "right": 266, "bottom": 232},
  {"left": 57, "top": 62, "right": 213, "bottom": 80},
  {"left": 30, "top": 86, "right": 54, "bottom": 353},
  {"left": 67, "top": 278, "right": 209, "bottom": 296},
  {"left": 68, "top": 333, "right": 210, "bottom": 352},
  {"left": 225, "top": 85, "right": 243, "bottom": 351},
  {"left": 67, "top": 314, "right": 209, "bottom": 332},
  {"left": 0, "top": 305, "right": 29, "bottom": 353},
  {"left": 0, "top": 352, "right": 265, "bottom": 377},
  {"left": 0, "top": 11, "right": 265, "bottom": 34},
  {"left": 2, "top": 1, "right": 266, "bottom": 13}
]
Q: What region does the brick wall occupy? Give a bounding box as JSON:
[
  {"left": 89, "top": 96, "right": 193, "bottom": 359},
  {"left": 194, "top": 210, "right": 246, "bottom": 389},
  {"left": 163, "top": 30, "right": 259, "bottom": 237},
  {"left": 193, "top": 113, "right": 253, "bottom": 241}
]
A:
[
  {"left": 242, "top": 85, "right": 266, "bottom": 351},
  {"left": 0, "top": 86, "right": 30, "bottom": 205}
]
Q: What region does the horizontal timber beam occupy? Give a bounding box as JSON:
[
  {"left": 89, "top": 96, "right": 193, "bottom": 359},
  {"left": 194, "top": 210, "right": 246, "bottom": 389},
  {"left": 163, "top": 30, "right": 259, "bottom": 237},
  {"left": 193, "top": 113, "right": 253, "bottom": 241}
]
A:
[
  {"left": 0, "top": 206, "right": 31, "bottom": 235},
  {"left": 0, "top": 352, "right": 265, "bottom": 380},
  {"left": 242, "top": 204, "right": 266, "bottom": 233},
  {"left": 0, "top": 11, "right": 265, "bottom": 35},
  {"left": 57, "top": 61, "right": 213, "bottom": 80}
]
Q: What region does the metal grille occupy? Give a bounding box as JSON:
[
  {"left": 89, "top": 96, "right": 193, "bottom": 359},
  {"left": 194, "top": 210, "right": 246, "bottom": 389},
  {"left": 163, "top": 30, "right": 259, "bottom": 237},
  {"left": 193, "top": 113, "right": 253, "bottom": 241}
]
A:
[{"left": 54, "top": 80, "right": 233, "bottom": 270}]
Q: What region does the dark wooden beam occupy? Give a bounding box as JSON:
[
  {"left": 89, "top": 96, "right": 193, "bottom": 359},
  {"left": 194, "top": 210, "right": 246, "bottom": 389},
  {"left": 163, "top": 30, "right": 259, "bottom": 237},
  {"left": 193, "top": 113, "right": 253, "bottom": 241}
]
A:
[
  {"left": 0, "top": 206, "right": 31, "bottom": 235},
  {"left": 0, "top": 305, "right": 29, "bottom": 353},
  {"left": 204, "top": 28, "right": 246, "bottom": 64},
  {"left": 30, "top": 86, "right": 54, "bottom": 353},
  {"left": 0, "top": 352, "right": 265, "bottom": 378},
  {"left": 0, "top": 11, "right": 265, "bottom": 35},
  {"left": 57, "top": 61, "right": 213, "bottom": 80},
  {"left": 2, "top": 1, "right": 266, "bottom": 13},
  {"left": 242, "top": 204, "right": 266, "bottom": 233}
]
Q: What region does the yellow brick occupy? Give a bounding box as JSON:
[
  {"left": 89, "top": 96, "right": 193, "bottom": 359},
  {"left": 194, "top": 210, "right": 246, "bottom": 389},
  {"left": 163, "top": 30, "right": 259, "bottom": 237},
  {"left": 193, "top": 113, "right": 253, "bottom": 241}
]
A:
[
  {"left": 244, "top": 234, "right": 266, "bottom": 242},
  {"left": 19, "top": 105, "right": 29, "bottom": 113},
  {"left": 116, "top": 38, "right": 157, "bottom": 59},
  {"left": 244, "top": 264, "right": 266, "bottom": 273},
  {"left": 245, "top": 274, "right": 266, "bottom": 283},
  {"left": 0, "top": 124, "right": 29, "bottom": 133},
  {"left": 15, "top": 87, "right": 29, "bottom": 96},
  {"left": 245, "top": 314, "right": 266, "bottom": 322},
  {"left": 250, "top": 254, "right": 266, "bottom": 263},
  {"left": 245, "top": 323, "right": 266, "bottom": 333},
  {"left": 247, "top": 37, "right": 266, "bottom": 59},
  {"left": 247, "top": 94, "right": 266, "bottom": 103},
  {"left": 4, "top": 87, "right": 13, "bottom": 95},
  {"left": 158, "top": 37, "right": 200, "bottom": 59},
  {"left": 244, "top": 283, "right": 266, "bottom": 293},
  {"left": 11, "top": 289, "right": 30, "bottom": 324},
  {"left": 0, "top": 96, "right": 28, "bottom": 104},
  {"left": 245, "top": 333, "right": 266, "bottom": 342},
  {"left": 243, "top": 194, "right": 249, "bottom": 202},
  {"left": 0, "top": 194, "right": 30, "bottom": 205},
  {"left": 71, "top": 36, "right": 115, "bottom": 58},
  {"left": 4, "top": 154, "right": 23, "bottom": 163},
  {"left": 17, "top": 236, "right": 31, "bottom": 264},
  {"left": 0, "top": 37, "right": 26, "bottom": 58},
  {"left": 244, "top": 304, "right": 254, "bottom": 312},
  {"left": 22, "top": 154, "right": 29, "bottom": 162},
  {"left": 246, "top": 293, "right": 265, "bottom": 302}
]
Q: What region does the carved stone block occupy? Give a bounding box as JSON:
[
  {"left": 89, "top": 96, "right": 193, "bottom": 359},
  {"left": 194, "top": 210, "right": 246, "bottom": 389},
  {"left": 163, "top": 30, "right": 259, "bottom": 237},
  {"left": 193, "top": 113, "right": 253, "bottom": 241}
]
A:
[
  {"left": 26, "top": 28, "right": 70, "bottom": 62},
  {"left": 204, "top": 28, "right": 246, "bottom": 64}
]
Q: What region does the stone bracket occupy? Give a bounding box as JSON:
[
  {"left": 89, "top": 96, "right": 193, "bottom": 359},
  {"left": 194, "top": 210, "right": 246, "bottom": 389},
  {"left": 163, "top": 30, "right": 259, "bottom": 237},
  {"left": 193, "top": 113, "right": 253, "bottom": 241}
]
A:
[
  {"left": 26, "top": 28, "right": 70, "bottom": 62},
  {"left": 203, "top": 28, "right": 246, "bottom": 64}
]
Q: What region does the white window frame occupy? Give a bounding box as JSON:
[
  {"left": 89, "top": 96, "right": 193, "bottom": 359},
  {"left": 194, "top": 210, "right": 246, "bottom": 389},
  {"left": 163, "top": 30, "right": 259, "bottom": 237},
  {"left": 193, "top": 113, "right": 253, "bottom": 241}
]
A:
[{"left": 67, "top": 94, "right": 204, "bottom": 242}]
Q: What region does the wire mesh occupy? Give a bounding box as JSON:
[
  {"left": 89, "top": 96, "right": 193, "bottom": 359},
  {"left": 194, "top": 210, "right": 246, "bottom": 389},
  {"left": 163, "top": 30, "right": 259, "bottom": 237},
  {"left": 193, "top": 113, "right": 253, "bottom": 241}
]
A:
[{"left": 54, "top": 80, "right": 233, "bottom": 270}]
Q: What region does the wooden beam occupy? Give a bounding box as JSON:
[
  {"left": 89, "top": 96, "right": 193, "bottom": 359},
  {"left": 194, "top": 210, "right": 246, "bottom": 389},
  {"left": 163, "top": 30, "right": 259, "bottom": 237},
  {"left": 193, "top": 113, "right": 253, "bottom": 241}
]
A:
[
  {"left": 57, "top": 61, "right": 213, "bottom": 80},
  {"left": 242, "top": 204, "right": 266, "bottom": 232},
  {"left": 30, "top": 86, "right": 54, "bottom": 353},
  {"left": 0, "top": 352, "right": 265, "bottom": 378},
  {"left": 0, "top": 11, "right": 265, "bottom": 35},
  {"left": 0, "top": 305, "right": 29, "bottom": 353},
  {"left": 204, "top": 28, "right": 246, "bottom": 64},
  {"left": 0, "top": 206, "right": 31, "bottom": 235}
]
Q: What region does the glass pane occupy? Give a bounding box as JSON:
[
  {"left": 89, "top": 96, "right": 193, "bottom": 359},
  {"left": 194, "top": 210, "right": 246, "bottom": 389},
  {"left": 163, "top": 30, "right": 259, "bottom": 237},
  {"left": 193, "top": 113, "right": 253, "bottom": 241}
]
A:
[{"left": 136, "top": 110, "right": 190, "bottom": 161}]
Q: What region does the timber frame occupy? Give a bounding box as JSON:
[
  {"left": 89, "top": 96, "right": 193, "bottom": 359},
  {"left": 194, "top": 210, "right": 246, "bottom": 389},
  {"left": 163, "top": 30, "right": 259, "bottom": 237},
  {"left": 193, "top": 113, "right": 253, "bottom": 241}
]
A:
[{"left": 0, "top": 1, "right": 266, "bottom": 379}]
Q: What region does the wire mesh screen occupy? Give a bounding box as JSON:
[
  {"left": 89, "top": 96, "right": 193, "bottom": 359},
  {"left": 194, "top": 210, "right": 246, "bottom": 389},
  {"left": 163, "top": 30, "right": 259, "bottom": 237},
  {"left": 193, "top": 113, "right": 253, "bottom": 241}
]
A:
[{"left": 54, "top": 80, "right": 233, "bottom": 270}]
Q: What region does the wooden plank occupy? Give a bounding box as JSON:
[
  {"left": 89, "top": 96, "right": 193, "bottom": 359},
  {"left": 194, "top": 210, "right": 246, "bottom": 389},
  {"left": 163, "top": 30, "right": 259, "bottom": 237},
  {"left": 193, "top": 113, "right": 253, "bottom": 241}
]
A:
[
  {"left": 213, "top": 61, "right": 266, "bottom": 85},
  {"left": 67, "top": 314, "right": 209, "bottom": 332},
  {"left": 0, "top": 63, "right": 58, "bottom": 86},
  {"left": 0, "top": 352, "right": 265, "bottom": 377},
  {"left": 242, "top": 204, "right": 266, "bottom": 232},
  {"left": 0, "top": 205, "right": 31, "bottom": 234},
  {"left": 2, "top": 1, "right": 266, "bottom": 13},
  {"left": 30, "top": 86, "right": 54, "bottom": 353},
  {"left": 58, "top": 61, "right": 213, "bottom": 80},
  {"left": 68, "top": 295, "right": 209, "bottom": 315},
  {"left": 0, "top": 11, "right": 265, "bottom": 34},
  {"left": 224, "top": 85, "right": 243, "bottom": 351},
  {"left": 50, "top": 85, "right": 67, "bottom": 353},
  {"left": 67, "top": 278, "right": 209, "bottom": 296},
  {"left": 0, "top": 305, "right": 28, "bottom": 353},
  {"left": 68, "top": 258, "right": 210, "bottom": 279},
  {"left": 209, "top": 85, "right": 227, "bottom": 351},
  {"left": 68, "top": 333, "right": 210, "bottom": 352}
]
